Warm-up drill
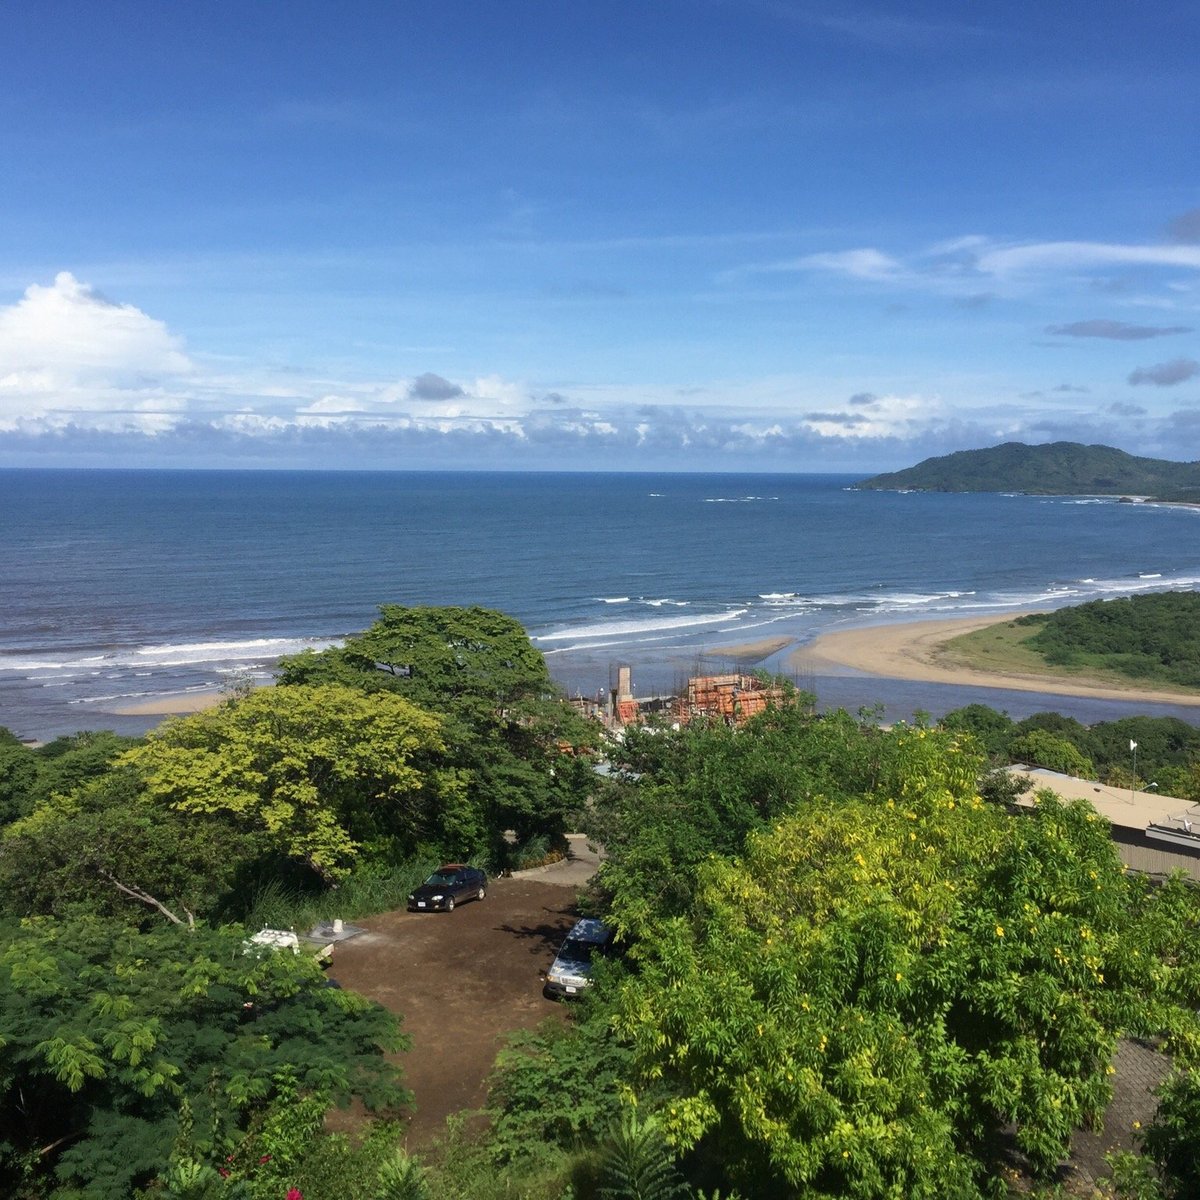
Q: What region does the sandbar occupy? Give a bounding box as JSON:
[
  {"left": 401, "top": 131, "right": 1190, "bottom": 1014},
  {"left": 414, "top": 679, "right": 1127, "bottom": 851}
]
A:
[
  {"left": 706, "top": 635, "right": 794, "bottom": 661},
  {"left": 789, "top": 613, "right": 1200, "bottom": 707}
]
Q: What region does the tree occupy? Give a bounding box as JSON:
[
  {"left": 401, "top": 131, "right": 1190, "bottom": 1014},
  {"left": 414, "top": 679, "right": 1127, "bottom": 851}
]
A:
[
  {"left": 938, "top": 704, "right": 1015, "bottom": 760},
  {"left": 277, "top": 606, "right": 600, "bottom": 859},
  {"left": 1008, "top": 729, "right": 1096, "bottom": 778},
  {"left": 0, "top": 916, "right": 408, "bottom": 1199},
  {"left": 277, "top": 604, "right": 555, "bottom": 710},
  {"left": 122, "top": 684, "right": 450, "bottom": 881},
  {"left": 0, "top": 731, "right": 37, "bottom": 827},
  {"left": 607, "top": 730, "right": 1200, "bottom": 1196},
  {"left": 0, "top": 728, "right": 138, "bottom": 830},
  {"left": 0, "top": 767, "right": 260, "bottom": 925}
]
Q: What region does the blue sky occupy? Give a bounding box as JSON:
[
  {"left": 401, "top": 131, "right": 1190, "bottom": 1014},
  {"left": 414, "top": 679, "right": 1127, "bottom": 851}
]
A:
[{"left": 1, "top": 1, "right": 1197, "bottom": 471}]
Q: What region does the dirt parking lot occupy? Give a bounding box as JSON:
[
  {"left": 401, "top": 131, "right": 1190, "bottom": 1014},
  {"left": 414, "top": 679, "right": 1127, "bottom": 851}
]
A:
[{"left": 330, "top": 872, "right": 585, "bottom": 1146}]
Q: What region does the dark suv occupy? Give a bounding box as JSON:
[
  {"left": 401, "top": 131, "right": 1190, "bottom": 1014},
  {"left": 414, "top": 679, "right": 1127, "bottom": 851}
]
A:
[{"left": 407, "top": 863, "right": 487, "bottom": 912}]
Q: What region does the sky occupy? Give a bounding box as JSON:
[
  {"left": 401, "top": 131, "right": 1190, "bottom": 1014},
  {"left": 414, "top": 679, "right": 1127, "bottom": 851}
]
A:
[{"left": 1, "top": 1, "right": 1198, "bottom": 472}]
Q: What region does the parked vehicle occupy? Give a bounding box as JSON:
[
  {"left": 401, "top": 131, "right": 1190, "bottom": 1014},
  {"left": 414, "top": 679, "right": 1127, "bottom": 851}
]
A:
[
  {"left": 407, "top": 863, "right": 487, "bottom": 912},
  {"left": 543, "top": 918, "right": 613, "bottom": 998}
]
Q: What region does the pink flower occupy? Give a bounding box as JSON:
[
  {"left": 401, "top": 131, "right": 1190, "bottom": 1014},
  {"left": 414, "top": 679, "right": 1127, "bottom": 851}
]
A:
[
  {"left": 259, "top": 1155, "right": 271, "bottom": 1164},
  {"left": 218, "top": 1168, "right": 230, "bottom": 1179},
  {"left": 286, "top": 1190, "right": 303, "bottom": 1200}
]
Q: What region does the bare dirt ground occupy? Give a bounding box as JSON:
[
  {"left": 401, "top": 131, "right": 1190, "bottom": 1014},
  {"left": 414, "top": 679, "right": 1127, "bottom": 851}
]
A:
[{"left": 329, "top": 859, "right": 592, "bottom": 1147}]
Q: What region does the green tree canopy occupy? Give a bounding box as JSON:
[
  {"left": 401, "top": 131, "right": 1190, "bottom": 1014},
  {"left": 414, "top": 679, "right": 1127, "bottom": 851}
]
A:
[
  {"left": 0, "top": 767, "right": 259, "bottom": 925},
  {"left": 277, "top": 604, "right": 555, "bottom": 709},
  {"left": 1008, "top": 729, "right": 1096, "bottom": 778},
  {"left": 0, "top": 728, "right": 138, "bottom": 830},
  {"left": 277, "top": 606, "right": 600, "bottom": 857},
  {"left": 121, "top": 684, "right": 449, "bottom": 880},
  {"left": 610, "top": 776, "right": 1200, "bottom": 1196},
  {"left": 0, "top": 916, "right": 408, "bottom": 1199},
  {"left": 938, "top": 703, "right": 1015, "bottom": 760}
]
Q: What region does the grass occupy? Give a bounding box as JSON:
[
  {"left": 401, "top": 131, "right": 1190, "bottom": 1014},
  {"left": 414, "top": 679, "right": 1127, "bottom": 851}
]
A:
[
  {"left": 242, "top": 855, "right": 441, "bottom": 934},
  {"left": 938, "top": 619, "right": 1200, "bottom": 696}
]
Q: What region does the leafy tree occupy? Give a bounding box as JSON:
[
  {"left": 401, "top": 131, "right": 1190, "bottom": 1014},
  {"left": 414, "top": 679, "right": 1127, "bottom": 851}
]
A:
[
  {"left": 938, "top": 704, "right": 1015, "bottom": 760},
  {"left": 279, "top": 604, "right": 555, "bottom": 709},
  {"left": 1008, "top": 729, "right": 1096, "bottom": 777},
  {"left": 0, "top": 728, "right": 138, "bottom": 830},
  {"left": 1019, "top": 592, "right": 1200, "bottom": 689},
  {"left": 1085, "top": 716, "right": 1200, "bottom": 780},
  {"left": 121, "top": 684, "right": 450, "bottom": 880},
  {"left": 0, "top": 916, "right": 408, "bottom": 1199},
  {"left": 0, "top": 731, "right": 37, "bottom": 827},
  {"left": 485, "top": 1010, "right": 635, "bottom": 1168},
  {"left": 0, "top": 767, "right": 260, "bottom": 924},
  {"left": 1013, "top": 710, "right": 1090, "bottom": 744},
  {"left": 1140, "top": 1070, "right": 1200, "bottom": 1198},
  {"left": 607, "top": 729, "right": 1200, "bottom": 1196},
  {"left": 594, "top": 706, "right": 879, "bottom": 925},
  {"left": 29, "top": 729, "right": 141, "bottom": 803},
  {"left": 277, "top": 606, "right": 600, "bottom": 859}
]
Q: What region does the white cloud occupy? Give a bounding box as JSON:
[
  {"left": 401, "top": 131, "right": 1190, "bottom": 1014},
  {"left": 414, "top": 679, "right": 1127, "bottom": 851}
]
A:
[
  {"left": 978, "top": 241, "right": 1200, "bottom": 276},
  {"left": 0, "top": 271, "right": 193, "bottom": 429},
  {"left": 788, "top": 248, "right": 903, "bottom": 280},
  {"left": 746, "top": 235, "right": 1200, "bottom": 297},
  {"left": 0, "top": 271, "right": 191, "bottom": 382}
]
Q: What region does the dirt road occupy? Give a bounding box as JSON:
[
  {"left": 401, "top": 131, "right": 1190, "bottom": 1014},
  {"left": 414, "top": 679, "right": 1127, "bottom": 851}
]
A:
[{"left": 330, "top": 849, "right": 595, "bottom": 1146}]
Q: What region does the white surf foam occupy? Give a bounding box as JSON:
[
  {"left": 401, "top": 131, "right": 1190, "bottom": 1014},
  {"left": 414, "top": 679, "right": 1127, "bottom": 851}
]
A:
[
  {"left": 535, "top": 609, "right": 748, "bottom": 642},
  {"left": 2, "top": 635, "right": 341, "bottom": 676}
]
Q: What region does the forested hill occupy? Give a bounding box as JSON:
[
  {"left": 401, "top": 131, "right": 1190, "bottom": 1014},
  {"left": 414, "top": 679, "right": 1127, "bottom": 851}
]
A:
[{"left": 856, "top": 441, "right": 1200, "bottom": 497}]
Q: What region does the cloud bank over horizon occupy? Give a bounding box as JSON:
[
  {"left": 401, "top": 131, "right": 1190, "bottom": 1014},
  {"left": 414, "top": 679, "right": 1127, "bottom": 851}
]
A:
[
  {"left": 1, "top": 259, "right": 1198, "bottom": 471},
  {"left": 1, "top": 4, "right": 1197, "bottom": 471}
]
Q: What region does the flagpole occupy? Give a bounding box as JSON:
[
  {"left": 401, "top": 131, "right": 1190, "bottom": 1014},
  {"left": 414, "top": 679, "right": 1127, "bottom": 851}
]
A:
[{"left": 1130, "top": 739, "right": 1138, "bottom": 803}]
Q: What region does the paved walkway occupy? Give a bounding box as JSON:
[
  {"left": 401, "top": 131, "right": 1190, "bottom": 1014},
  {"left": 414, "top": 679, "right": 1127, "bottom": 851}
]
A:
[
  {"left": 1061, "top": 1039, "right": 1170, "bottom": 1194},
  {"left": 510, "top": 832, "right": 603, "bottom": 887}
]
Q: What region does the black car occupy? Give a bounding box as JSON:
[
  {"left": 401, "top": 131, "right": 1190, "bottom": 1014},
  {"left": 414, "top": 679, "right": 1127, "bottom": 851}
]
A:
[{"left": 407, "top": 863, "right": 487, "bottom": 912}]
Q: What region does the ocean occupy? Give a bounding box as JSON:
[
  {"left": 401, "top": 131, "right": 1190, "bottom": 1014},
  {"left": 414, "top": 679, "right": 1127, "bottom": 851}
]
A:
[{"left": 4, "top": 468, "right": 1200, "bottom": 741}]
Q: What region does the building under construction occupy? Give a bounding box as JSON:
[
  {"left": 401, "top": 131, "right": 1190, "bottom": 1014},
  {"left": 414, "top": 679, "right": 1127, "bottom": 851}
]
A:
[{"left": 569, "top": 664, "right": 792, "bottom": 729}]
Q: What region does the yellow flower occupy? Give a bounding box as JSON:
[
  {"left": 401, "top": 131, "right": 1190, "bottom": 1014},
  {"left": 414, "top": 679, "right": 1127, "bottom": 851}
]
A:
[
  {"left": 895, "top": 972, "right": 903, "bottom": 981},
  {"left": 995, "top": 924, "right": 1005, "bottom": 938}
]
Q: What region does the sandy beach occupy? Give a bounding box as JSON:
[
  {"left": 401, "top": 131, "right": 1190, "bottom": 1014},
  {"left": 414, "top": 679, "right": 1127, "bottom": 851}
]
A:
[
  {"left": 105, "top": 690, "right": 228, "bottom": 717},
  {"left": 788, "top": 613, "right": 1200, "bottom": 707}
]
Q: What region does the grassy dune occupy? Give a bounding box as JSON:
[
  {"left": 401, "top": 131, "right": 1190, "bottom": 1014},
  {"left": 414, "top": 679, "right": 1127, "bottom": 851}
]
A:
[{"left": 938, "top": 617, "right": 1200, "bottom": 697}]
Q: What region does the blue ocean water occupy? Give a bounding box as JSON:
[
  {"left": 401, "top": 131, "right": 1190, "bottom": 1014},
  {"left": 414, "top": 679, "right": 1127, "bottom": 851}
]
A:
[{"left": 3, "top": 468, "right": 1200, "bottom": 740}]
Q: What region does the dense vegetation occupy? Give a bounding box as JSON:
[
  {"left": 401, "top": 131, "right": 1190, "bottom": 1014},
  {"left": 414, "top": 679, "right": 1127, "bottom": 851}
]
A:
[
  {"left": 939, "top": 703, "right": 1200, "bottom": 797},
  {"left": 1012, "top": 592, "right": 1200, "bottom": 691},
  {"left": 0, "top": 605, "right": 596, "bottom": 1199},
  {"left": 465, "top": 705, "right": 1200, "bottom": 1198},
  {"left": 276, "top": 604, "right": 600, "bottom": 865},
  {"left": 856, "top": 441, "right": 1200, "bottom": 497},
  {"left": 4, "top": 605, "right": 1200, "bottom": 1198}
]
